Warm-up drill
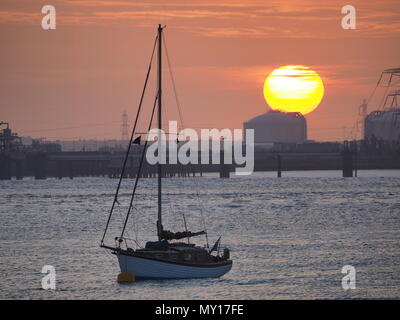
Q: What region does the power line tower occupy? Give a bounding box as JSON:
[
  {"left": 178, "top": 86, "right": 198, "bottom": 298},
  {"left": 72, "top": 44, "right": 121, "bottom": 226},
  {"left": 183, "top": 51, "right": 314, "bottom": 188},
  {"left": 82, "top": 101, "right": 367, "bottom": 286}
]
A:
[{"left": 121, "top": 110, "right": 129, "bottom": 141}]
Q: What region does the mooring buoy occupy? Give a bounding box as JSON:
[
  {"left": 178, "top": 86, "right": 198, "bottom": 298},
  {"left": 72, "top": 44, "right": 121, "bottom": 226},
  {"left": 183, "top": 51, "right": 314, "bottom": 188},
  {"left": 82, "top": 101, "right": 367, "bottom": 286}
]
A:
[{"left": 117, "top": 272, "right": 135, "bottom": 283}]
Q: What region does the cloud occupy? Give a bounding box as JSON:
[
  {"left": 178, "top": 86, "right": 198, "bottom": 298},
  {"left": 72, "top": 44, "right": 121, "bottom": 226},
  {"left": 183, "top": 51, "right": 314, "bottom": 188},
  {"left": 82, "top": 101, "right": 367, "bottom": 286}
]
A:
[
  {"left": 0, "top": 10, "right": 40, "bottom": 24},
  {"left": 93, "top": 9, "right": 250, "bottom": 20},
  {"left": 192, "top": 62, "right": 383, "bottom": 93},
  {"left": 1, "top": 0, "right": 399, "bottom": 39}
]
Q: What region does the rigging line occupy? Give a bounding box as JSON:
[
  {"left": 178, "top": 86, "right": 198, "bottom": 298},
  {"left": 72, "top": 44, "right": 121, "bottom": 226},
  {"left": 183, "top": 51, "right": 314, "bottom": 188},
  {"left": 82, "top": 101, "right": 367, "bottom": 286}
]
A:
[
  {"left": 164, "top": 35, "right": 209, "bottom": 247},
  {"left": 162, "top": 33, "right": 187, "bottom": 219},
  {"left": 163, "top": 33, "right": 184, "bottom": 132},
  {"left": 163, "top": 33, "right": 209, "bottom": 248},
  {"left": 118, "top": 202, "right": 134, "bottom": 242},
  {"left": 379, "top": 73, "right": 393, "bottom": 111},
  {"left": 132, "top": 206, "right": 142, "bottom": 249},
  {"left": 128, "top": 192, "right": 143, "bottom": 249},
  {"left": 120, "top": 93, "right": 158, "bottom": 240},
  {"left": 366, "top": 71, "right": 383, "bottom": 105},
  {"left": 100, "top": 35, "right": 158, "bottom": 246}
]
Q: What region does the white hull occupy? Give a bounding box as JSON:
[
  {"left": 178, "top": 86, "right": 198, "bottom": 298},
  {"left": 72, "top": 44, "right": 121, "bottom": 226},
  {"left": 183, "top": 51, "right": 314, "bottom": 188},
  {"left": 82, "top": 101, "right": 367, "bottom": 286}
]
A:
[{"left": 117, "top": 253, "right": 232, "bottom": 280}]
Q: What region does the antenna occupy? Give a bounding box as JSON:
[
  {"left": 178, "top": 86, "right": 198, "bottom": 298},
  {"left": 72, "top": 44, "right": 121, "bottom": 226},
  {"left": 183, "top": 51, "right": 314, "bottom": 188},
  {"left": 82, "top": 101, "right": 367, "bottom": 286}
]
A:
[{"left": 121, "top": 110, "right": 129, "bottom": 141}]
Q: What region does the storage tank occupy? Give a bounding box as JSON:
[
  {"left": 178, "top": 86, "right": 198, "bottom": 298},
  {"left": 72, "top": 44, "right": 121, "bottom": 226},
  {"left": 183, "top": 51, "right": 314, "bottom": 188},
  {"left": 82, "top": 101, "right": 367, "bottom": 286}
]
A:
[
  {"left": 364, "top": 109, "right": 400, "bottom": 141},
  {"left": 243, "top": 110, "right": 307, "bottom": 143}
]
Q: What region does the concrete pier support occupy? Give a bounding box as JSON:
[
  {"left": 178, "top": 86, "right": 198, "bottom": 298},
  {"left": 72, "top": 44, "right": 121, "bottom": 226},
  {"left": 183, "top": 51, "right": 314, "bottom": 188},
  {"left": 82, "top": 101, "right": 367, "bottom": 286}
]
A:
[
  {"left": 277, "top": 154, "right": 282, "bottom": 178},
  {"left": 342, "top": 148, "right": 353, "bottom": 178},
  {"left": 68, "top": 161, "right": 74, "bottom": 179},
  {"left": 57, "top": 161, "right": 63, "bottom": 179},
  {"left": 0, "top": 154, "right": 12, "bottom": 180},
  {"left": 33, "top": 153, "right": 47, "bottom": 180},
  {"left": 15, "top": 160, "right": 23, "bottom": 180},
  {"left": 219, "top": 167, "right": 230, "bottom": 178},
  {"left": 219, "top": 147, "right": 230, "bottom": 178}
]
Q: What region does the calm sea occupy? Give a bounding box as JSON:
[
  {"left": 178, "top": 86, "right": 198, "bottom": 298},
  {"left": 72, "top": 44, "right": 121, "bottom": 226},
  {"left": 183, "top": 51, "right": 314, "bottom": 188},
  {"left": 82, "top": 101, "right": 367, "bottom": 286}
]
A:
[{"left": 1, "top": 170, "right": 399, "bottom": 299}]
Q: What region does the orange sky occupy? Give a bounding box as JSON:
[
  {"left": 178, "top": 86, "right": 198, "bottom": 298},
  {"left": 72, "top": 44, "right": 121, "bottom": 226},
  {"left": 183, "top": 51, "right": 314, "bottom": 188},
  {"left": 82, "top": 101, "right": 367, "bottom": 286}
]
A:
[{"left": 1, "top": 0, "right": 399, "bottom": 141}]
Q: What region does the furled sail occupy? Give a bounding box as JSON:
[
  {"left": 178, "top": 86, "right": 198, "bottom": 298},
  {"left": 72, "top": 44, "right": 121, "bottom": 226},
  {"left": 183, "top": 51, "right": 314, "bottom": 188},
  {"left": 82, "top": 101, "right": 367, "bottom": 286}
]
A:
[{"left": 160, "top": 230, "right": 206, "bottom": 241}]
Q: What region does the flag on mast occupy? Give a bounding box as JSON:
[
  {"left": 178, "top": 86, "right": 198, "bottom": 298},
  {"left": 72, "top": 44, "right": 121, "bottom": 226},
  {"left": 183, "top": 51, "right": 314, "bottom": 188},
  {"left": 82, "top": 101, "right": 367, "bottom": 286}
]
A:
[
  {"left": 132, "top": 136, "right": 141, "bottom": 145},
  {"left": 209, "top": 236, "right": 221, "bottom": 253}
]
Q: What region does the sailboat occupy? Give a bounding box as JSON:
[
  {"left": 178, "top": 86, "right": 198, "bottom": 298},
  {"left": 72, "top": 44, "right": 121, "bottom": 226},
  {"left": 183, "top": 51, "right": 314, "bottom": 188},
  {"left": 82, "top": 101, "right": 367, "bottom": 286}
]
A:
[{"left": 100, "top": 25, "right": 232, "bottom": 280}]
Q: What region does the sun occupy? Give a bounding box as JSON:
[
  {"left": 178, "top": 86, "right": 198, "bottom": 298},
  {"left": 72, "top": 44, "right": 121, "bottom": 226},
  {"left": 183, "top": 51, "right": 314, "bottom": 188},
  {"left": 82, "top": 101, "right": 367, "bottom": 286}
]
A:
[{"left": 263, "top": 65, "right": 324, "bottom": 115}]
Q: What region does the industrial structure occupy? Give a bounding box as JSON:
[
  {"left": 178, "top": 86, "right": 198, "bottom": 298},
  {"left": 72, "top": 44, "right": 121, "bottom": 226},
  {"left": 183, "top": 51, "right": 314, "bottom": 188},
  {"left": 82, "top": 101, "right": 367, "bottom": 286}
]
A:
[
  {"left": 243, "top": 110, "right": 307, "bottom": 144},
  {"left": 364, "top": 68, "right": 400, "bottom": 142},
  {"left": 0, "top": 122, "right": 22, "bottom": 152},
  {"left": 365, "top": 109, "right": 400, "bottom": 141}
]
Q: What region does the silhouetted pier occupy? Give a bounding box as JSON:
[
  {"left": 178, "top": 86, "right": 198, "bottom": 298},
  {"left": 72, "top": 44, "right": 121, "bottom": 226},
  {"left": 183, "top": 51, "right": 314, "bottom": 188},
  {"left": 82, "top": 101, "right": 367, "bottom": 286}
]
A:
[{"left": 1, "top": 149, "right": 399, "bottom": 180}]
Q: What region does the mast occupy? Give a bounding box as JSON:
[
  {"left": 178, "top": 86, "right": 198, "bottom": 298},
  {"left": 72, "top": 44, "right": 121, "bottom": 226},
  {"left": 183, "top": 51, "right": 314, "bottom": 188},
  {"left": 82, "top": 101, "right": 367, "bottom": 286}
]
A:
[{"left": 157, "top": 24, "right": 163, "bottom": 241}]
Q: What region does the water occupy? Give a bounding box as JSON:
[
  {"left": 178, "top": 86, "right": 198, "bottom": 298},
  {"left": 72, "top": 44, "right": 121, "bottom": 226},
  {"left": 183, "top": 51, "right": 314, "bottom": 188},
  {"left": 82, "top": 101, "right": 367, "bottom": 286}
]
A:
[{"left": 0, "top": 170, "right": 399, "bottom": 299}]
